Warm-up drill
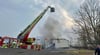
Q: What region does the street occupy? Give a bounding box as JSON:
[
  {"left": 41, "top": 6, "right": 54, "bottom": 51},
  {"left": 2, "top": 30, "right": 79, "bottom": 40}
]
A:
[{"left": 0, "top": 48, "right": 72, "bottom": 55}]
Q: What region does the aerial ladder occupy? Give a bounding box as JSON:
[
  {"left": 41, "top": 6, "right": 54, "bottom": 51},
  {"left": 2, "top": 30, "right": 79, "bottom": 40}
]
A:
[{"left": 17, "top": 6, "right": 55, "bottom": 49}]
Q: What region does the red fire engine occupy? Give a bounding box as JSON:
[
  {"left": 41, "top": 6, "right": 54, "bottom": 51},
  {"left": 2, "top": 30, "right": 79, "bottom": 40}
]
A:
[{"left": 17, "top": 6, "right": 55, "bottom": 49}]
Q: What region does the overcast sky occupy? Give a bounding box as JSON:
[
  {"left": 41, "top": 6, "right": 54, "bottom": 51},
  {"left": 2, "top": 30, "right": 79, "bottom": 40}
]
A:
[{"left": 0, "top": 0, "right": 84, "bottom": 39}]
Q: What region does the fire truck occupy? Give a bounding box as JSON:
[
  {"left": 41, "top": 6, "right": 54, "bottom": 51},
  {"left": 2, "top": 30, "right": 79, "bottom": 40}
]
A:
[{"left": 17, "top": 6, "right": 55, "bottom": 49}]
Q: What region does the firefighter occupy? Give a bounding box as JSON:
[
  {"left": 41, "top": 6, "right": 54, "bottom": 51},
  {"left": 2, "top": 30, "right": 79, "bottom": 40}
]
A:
[
  {"left": 95, "top": 45, "right": 100, "bottom": 55},
  {"left": 2, "top": 40, "right": 8, "bottom": 48},
  {"left": 11, "top": 40, "right": 17, "bottom": 48},
  {"left": 2, "top": 43, "right": 7, "bottom": 48}
]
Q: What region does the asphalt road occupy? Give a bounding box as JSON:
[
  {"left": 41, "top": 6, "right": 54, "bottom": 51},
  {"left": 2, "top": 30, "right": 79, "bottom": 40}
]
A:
[{"left": 0, "top": 48, "right": 73, "bottom": 55}]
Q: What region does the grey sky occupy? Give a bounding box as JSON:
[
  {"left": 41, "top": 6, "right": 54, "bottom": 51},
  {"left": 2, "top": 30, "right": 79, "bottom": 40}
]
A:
[{"left": 0, "top": 0, "right": 84, "bottom": 39}]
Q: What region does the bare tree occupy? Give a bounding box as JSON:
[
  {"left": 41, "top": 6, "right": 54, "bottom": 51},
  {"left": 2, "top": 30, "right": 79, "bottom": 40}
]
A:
[{"left": 74, "top": 0, "right": 100, "bottom": 48}]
